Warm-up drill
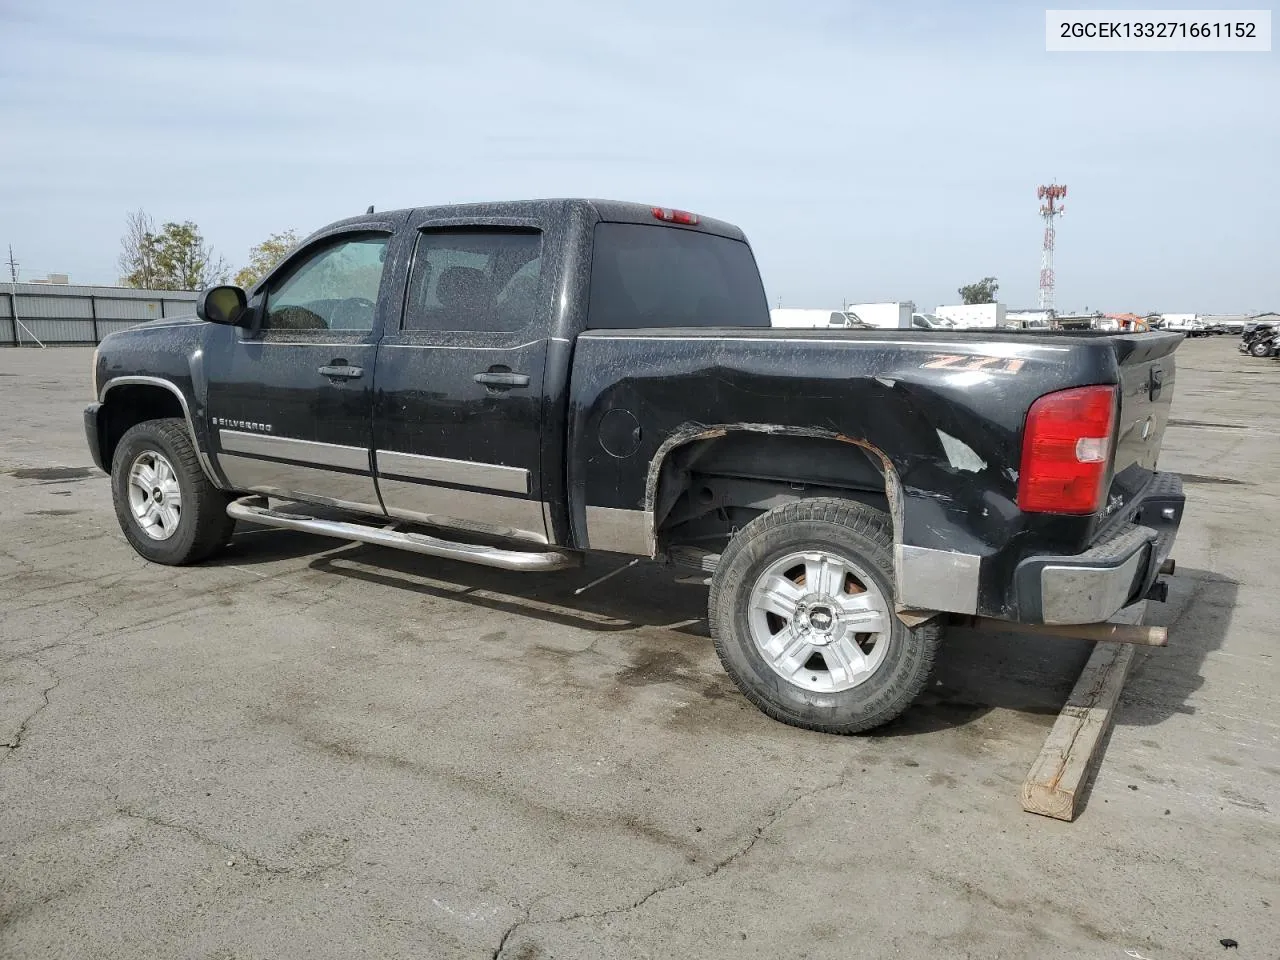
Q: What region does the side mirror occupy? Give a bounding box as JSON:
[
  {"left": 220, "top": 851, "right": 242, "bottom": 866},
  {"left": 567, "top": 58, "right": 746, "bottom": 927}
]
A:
[{"left": 197, "top": 285, "right": 248, "bottom": 326}]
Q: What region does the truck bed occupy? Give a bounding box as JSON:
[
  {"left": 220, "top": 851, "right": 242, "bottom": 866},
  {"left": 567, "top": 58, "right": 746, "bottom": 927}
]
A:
[{"left": 569, "top": 326, "right": 1181, "bottom": 620}]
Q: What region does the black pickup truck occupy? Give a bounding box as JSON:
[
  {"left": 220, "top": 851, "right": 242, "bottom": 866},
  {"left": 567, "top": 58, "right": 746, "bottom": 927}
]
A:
[{"left": 85, "top": 199, "right": 1185, "bottom": 733}]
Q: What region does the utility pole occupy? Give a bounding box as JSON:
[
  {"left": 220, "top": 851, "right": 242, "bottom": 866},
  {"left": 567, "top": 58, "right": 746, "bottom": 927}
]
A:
[{"left": 6, "top": 244, "right": 45, "bottom": 348}]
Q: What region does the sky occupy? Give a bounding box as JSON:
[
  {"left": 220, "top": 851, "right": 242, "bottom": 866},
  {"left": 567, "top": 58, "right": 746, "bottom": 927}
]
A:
[{"left": 1, "top": 0, "right": 1276, "bottom": 314}]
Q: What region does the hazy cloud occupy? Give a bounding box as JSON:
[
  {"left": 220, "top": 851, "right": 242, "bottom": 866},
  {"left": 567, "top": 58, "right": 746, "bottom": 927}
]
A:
[{"left": 1, "top": 0, "right": 1275, "bottom": 312}]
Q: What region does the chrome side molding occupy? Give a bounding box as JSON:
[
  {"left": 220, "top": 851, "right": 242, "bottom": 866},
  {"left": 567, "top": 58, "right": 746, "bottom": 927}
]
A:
[
  {"left": 376, "top": 449, "right": 530, "bottom": 494},
  {"left": 584, "top": 505, "right": 653, "bottom": 555},
  {"left": 220, "top": 430, "right": 370, "bottom": 470},
  {"left": 894, "top": 543, "right": 981, "bottom": 616},
  {"left": 227, "top": 496, "right": 581, "bottom": 572}
]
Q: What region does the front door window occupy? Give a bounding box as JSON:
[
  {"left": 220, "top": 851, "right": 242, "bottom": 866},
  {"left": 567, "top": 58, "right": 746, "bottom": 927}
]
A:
[{"left": 263, "top": 236, "right": 388, "bottom": 333}]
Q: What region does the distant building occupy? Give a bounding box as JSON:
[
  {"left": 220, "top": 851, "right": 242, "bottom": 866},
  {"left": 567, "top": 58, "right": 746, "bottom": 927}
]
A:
[{"left": 27, "top": 273, "right": 70, "bottom": 285}]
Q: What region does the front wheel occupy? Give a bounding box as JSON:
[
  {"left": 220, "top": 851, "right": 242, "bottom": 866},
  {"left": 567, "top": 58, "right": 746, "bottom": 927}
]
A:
[
  {"left": 1250, "top": 340, "right": 1273, "bottom": 357},
  {"left": 708, "top": 498, "right": 942, "bottom": 734},
  {"left": 111, "top": 418, "right": 235, "bottom": 565}
]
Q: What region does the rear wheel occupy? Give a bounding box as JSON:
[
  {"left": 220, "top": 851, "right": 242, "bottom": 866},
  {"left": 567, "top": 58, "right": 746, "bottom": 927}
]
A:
[
  {"left": 111, "top": 418, "right": 235, "bottom": 565},
  {"left": 709, "top": 498, "right": 942, "bottom": 734}
]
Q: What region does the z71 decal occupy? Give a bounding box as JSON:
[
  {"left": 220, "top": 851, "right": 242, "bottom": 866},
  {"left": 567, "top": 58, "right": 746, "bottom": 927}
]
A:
[{"left": 921, "top": 355, "right": 1026, "bottom": 374}]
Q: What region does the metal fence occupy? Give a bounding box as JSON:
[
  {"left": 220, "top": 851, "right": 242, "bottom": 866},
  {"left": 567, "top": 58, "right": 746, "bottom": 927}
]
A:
[{"left": 1, "top": 283, "right": 199, "bottom": 346}]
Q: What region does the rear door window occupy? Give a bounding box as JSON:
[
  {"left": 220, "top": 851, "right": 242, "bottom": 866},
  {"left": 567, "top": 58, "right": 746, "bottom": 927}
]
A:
[
  {"left": 586, "top": 223, "right": 769, "bottom": 329},
  {"left": 403, "top": 229, "right": 543, "bottom": 333}
]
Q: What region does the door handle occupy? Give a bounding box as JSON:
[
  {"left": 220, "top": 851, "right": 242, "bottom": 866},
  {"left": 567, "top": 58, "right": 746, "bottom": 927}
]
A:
[
  {"left": 474, "top": 371, "right": 530, "bottom": 389},
  {"left": 318, "top": 363, "right": 363, "bottom": 381}
]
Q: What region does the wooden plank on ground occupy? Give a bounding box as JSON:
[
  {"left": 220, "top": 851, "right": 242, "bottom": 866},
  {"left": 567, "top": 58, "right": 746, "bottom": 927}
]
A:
[{"left": 1021, "top": 603, "right": 1147, "bottom": 821}]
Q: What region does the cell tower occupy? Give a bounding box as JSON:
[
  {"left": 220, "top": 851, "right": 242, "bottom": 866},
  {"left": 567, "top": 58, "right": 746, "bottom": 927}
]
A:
[{"left": 1037, "top": 183, "right": 1067, "bottom": 311}]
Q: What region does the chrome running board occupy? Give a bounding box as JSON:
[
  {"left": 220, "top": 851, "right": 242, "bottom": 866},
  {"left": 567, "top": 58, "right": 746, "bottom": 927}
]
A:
[{"left": 227, "top": 496, "right": 581, "bottom": 572}]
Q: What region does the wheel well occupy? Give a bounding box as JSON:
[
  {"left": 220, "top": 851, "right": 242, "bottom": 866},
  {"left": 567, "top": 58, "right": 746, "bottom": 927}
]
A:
[
  {"left": 98, "top": 385, "right": 186, "bottom": 470},
  {"left": 652, "top": 431, "right": 894, "bottom": 554}
]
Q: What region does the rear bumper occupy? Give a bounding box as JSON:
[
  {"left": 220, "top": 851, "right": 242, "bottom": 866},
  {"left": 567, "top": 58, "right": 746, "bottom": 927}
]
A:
[
  {"left": 1013, "top": 472, "right": 1184, "bottom": 625},
  {"left": 84, "top": 403, "right": 106, "bottom": 472}
]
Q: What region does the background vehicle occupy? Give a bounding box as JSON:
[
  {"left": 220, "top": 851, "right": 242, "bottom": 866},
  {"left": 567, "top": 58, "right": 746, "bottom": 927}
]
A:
[
  {"left": 910, "top": 312, "right": 955, "bottom": 330},
  {"left": 1007, "top": 309, "right": 1054, "bottom": 329},
  {"left": 771, "top": 308, "right": 872, "bottom": 329},
  {"left": 1202, "top": 315, "right": 1246, "bottom": 335},
  {"left": 1243, "top": 328, "right": 1277, "bottom": 357},
  {"left": 84, "top": 199, "right": 1184, "bottom": 736},
  {"left": 935, "top": 302, "right": 1007, "bottom": 329},
  {"left": 844, "top": 302, "right": 914, "bottom": 329},
  {"left": 1160, "top": 313, "right": 1198, "bottom": 335}
]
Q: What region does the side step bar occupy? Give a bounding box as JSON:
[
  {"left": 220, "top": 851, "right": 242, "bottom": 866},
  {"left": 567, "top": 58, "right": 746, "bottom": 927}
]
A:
[{"left": 227, "top": 496, "right": 582, "bottom": 572}]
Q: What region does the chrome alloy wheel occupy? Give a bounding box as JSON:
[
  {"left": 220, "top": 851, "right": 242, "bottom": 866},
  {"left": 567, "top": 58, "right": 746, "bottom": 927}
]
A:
[
  {"left": 747, "top": 550, "right": 892, "bottom": 693},
  {"left": 127, "top": 450, "right": 182, "bottom": 541}
]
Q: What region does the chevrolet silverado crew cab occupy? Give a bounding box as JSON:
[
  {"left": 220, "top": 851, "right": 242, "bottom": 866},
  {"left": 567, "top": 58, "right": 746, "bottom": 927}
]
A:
[{"left": 85, "top": 199, "right": 1185, "bottom": 734}]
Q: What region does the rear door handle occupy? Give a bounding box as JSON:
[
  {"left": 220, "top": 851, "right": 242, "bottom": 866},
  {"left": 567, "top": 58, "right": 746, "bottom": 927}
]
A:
[
  {"left": 319, "top": 363, "right": 363, "bottom": 381},
  {"left": 474, "top": 371, "right": 530, "bottom": 389}
]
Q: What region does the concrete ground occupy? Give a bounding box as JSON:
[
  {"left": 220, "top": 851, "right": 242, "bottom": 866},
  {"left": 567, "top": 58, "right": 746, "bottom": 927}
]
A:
[{"left": 1, "top": 338, "right": 1276, "bottom": 959}]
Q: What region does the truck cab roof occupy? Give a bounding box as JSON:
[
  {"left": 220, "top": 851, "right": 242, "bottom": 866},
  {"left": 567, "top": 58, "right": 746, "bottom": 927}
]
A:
[{"left": 315, "top": 199, "right": 749, "bottom": 244}]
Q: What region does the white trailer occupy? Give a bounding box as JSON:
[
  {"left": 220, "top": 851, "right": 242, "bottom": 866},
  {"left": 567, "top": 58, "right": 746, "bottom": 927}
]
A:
[
  {"left": 845, "top": 302, "right": 913, "bottom": 329},
  {"left": 936, "top": 303, "right": 1008, "bottom": 329}
]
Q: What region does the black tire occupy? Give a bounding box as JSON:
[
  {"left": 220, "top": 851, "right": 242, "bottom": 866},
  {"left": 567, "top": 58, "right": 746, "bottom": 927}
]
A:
[
  {"left": 111, "top": 418, "right": 235, "bottom": 565},
  {"left": 708, "top": 498, "right": 943, "bottom": 734},
  {"left": 1250, "top": 340, "right": 1272, "bottom": 357}
]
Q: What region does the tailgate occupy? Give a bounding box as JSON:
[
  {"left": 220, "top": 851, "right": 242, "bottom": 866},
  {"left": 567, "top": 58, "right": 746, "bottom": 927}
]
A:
[{"left": 1109, "top": 331, "right": 1181, "bottom": 477}]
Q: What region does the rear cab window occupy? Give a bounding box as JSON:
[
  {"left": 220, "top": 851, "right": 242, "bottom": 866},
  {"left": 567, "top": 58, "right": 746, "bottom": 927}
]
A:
[{"left": 586, "top": 223, "right": 769, "bottom": 329}]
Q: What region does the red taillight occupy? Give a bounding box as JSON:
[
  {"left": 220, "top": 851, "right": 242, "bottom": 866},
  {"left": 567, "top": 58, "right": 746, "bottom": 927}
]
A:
[
  {"left": 652, "top": 206, "right": 699, "bottom": 225},
  {"left": 1017, "top": 385, "right": 1117, "bottom": 515}
]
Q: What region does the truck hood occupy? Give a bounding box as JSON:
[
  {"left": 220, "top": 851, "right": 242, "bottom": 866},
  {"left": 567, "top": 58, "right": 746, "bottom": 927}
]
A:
[{"left": 138, "top": 314, "right": 202, "bottom": 330}]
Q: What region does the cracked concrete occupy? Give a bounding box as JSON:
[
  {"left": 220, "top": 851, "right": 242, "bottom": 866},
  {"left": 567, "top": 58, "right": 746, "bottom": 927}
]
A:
[
  {"left": 491, "top": 770, "right": 853, "bottom": 958},
  {"left": 2, "top": 343, "right": 1278, "bottom": 960},
  {"left": 1, "top": 661, "right": 59, "bottom": 756},
  {"left": 116, "top": 807, "right": 295, "bottom": 876}
]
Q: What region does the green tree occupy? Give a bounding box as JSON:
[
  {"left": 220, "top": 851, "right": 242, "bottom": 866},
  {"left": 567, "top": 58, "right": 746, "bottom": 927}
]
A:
[
  {"left": 958, "top": 276, "right": 999, "bottom": 304},
  {"left": 234, "top": 229, "right": 302, "bottom": 290},
  {"left": 153, "top": 221, "right": 228, "bottom": 290},
  {"left": 119, "top": 212, "right": 227, "bottom": 290}
]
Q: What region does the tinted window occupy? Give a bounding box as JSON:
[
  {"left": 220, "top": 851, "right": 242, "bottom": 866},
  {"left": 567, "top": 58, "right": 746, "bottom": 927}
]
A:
[
  {"left": 404, "top": 229, "right": 542, "bottom": 333},
  {"left": 586, "top": 223, "right": 769, "bottom": 329},
  {"left": 263, "top": 235, "right": 387, "bottom": 332}
]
